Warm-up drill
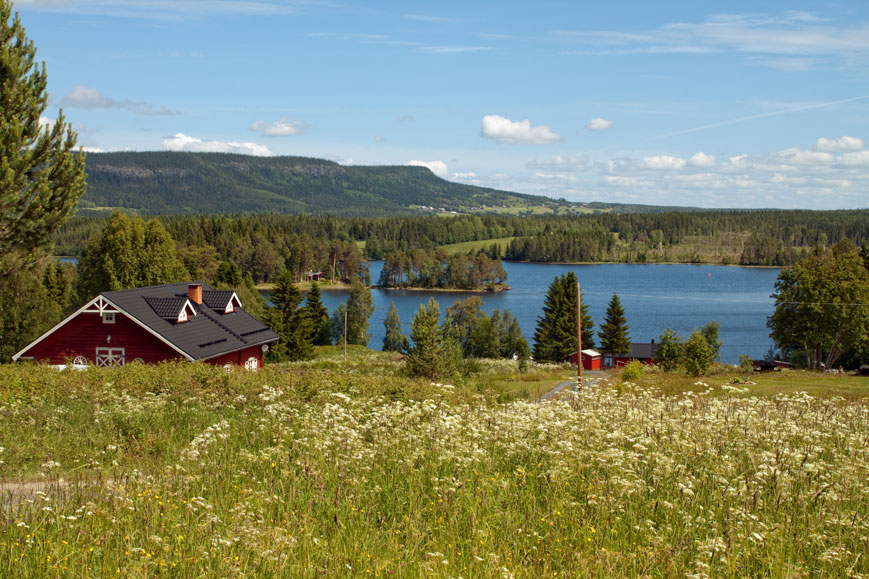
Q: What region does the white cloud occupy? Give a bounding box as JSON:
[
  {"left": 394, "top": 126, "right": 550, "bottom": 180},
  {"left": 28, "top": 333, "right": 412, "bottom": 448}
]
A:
[
  {"left": 249, "top": 118, "right": 309, "bottom": 136},
  {"left": 586, "top": 117, "right": 614, "bottom": 131},
  {"left": 840, "top": 151, "right": 869, "bottom": 166},
  {"left": 62, "top": 86, "right": 178, "bottom": 115},
  {"left": 688, "top": 152, "right": 716, "bottom": 167},
  {"left": 771, "top": 148, "right": 834, "bottom": 165},
  {"left": 163, "top": 133, "right": 273, "bottom": 156},
  {"left": 406, "top": 159, "right": 449, "bottom": 178},
  {"left": 814, "top": 136, "right": 864, "bottom": 152},
  {"left": 374, "top": 135, "right": 387, "bottom": 142},
  {"left": 452, "top": 172, "right": 477, "bottom": 180},
  {"left": 642, "top": 155, "right": 686, "bottom": 170},
  {"left": 555, "top": 14, "right": 869, "bottom": 72},
  {"left": 38, "top": 116, "right": 55, "bottom": 130},
  {"left": 526, "top": 155, "right": 589, "bottom": 172},
  {"left": 480, "top": 115, "right": 561, "bottom": 144}
]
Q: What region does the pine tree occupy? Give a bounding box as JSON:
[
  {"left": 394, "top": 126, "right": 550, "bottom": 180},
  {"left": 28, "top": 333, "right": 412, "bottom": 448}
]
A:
[
  {"left": 303, "top": 282, "right": 331, "bottom": 345},
  {"left": 0, "top": 1, "right": 87, "bottom": 264},
  {"left": 598, "top": 293, "right": 631, "bottom": 357},
  {"left": 532, "top": 272, "right": 593, "bottom": 362},
  {"left": 382, "top": 301, "right": 409, "bottom": 353}
]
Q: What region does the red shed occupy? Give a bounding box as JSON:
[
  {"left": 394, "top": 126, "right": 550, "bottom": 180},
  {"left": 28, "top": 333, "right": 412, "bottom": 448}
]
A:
[
  {"left": 569, "top": 349, "right": 603, "bottom": 371},
  {"left": 12, "top": 281, "right": 279, "bottom": 369}
]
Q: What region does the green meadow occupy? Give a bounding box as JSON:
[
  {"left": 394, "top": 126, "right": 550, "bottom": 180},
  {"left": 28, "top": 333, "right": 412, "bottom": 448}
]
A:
[{"left": 1, "top": 353, "right": 867, "bottom": 578}]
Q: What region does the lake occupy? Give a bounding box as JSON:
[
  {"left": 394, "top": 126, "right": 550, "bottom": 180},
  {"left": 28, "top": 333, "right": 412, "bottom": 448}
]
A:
[{"left": 302, "top": 262, "right": 781, "bottom": 364}]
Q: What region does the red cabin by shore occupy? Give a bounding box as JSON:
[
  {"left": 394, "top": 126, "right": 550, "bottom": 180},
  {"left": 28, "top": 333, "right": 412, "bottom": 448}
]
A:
[
  {"left": 12, "top": 282, "right": 279, "bottom": 369},
  {"left": 568, "top": 349, "right": 603, "bottom": 371},
  {"left": 611, "top": 341, "right": 659, "bottom": 368}
]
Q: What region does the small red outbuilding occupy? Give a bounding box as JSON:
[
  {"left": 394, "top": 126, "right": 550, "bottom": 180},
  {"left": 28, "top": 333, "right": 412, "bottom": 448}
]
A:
[
  {"left": 569, "top": 349, "right": 603, "bottom": 371},
  {"left": 12, "top": 281, "right": 279, "bottom": 369}
]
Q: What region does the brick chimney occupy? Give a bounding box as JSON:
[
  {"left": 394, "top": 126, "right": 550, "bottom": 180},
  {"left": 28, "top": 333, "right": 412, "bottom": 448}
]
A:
[{"left": 188, "top": 283, "right": 203, "bottom": 305}]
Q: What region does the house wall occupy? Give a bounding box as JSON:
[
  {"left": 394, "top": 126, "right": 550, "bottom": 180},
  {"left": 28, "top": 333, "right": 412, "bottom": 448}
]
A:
[
  {"left": 19, "top": 312, "right": 181, "bottom": 365},
  {"left": 206, "top": 344, "right": 263, "bottom": 368},
  {"left": 568, "top": 352, "right": 603, "bottom": 370}
]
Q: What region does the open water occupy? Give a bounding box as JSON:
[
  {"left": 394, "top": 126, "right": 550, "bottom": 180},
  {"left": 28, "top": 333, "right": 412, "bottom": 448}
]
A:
[{"left": 305, "top": 262, "right": 781, "bottom": 364}]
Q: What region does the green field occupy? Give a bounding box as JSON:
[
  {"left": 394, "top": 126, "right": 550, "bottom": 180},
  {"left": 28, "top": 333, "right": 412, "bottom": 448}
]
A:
[
  {"left": 1, "top": 353, "right": 868, "bottom": 577},
  {"left": 438, "top": 236, "right": 519, "bottom": 256}
]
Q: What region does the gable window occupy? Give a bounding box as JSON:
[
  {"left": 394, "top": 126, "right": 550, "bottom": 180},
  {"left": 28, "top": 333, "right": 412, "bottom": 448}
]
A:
[
  {"left": 102, "top": 312, "right": 116, "bottom": 324},
  {"left": 96, "top": 347, "right": 125, "bottom": 367}
]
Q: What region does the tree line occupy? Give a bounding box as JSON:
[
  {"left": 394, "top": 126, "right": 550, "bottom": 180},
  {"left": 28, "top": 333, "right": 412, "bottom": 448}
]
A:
[
  {"left": 55, "top": 210, "right": 869, "bottom": 282},
  {"left": 377, "top": 247, "right": 507, "bottom": 290}
]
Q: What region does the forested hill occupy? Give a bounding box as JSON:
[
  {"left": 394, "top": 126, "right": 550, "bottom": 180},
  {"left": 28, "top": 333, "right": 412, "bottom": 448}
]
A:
[{"left": 79, "top": 151, "right": 692, "bottom": 217}]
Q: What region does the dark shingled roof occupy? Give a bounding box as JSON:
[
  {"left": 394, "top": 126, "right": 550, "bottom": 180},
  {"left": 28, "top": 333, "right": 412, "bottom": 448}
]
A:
[
  {"left": 628, "top": 342, "right": 659, "bottom": 360},
  {"left": 202, "top": 290, "right": 237, "bottom": 311},
  {"left": 143, "top": 296, "right": 189, "bottom": 319},
  {"left": 102, "top": 281, "right": 279, "bottom": 361}
]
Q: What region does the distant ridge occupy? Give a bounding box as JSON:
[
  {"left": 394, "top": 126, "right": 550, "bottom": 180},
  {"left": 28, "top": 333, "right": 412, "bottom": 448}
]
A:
[{"left": 79, "top": 151, "right": 696, "bottom": 217}]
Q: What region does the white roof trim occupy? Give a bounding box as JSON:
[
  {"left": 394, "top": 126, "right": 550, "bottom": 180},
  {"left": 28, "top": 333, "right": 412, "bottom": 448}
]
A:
[
  {"left": 226, "top": 292, "right": 242, "bottom": 312},
  {"left": 12, "top": 293, "right": 195, "bottom": 362}
]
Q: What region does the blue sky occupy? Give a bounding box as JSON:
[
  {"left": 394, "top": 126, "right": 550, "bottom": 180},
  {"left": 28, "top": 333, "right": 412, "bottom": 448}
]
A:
[{"left": 15, "top": 0, "right": 869, "bottom": 209}]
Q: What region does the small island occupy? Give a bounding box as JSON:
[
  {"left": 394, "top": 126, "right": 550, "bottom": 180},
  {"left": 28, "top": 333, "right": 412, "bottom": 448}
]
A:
[{"left": 377, "top": 247, "right": 509, "bottom": 292}]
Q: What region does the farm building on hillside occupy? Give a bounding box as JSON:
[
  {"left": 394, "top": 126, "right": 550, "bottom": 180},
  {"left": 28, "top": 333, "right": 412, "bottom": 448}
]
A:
[
  {"left": 568, "top": 349, "right": 603, "bottom": 371},
  {"left": 12, "top": 282, "right": 279, "bottom": 369},
  {"left": 610, "top": 341, "right": 659, "bottom": 368}
]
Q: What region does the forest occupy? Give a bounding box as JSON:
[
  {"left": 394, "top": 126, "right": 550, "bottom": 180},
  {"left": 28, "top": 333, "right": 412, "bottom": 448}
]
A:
[
  {"left": 53, "top": 209, "right": 869, "bottom": 285},
  {"left": 377, "top": 247, "right": 508, "bottom": 290}
]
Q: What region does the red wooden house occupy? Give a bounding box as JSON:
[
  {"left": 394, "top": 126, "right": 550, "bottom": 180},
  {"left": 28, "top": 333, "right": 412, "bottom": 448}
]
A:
[
  {"left": 12, "top": 282, "right": 279, "bottom": 369},
  {"left": 611, "top": 341, "right": 659, "bottom": 368},
  {"left": 568, "top": 349, "right": 603, "bottom": 371}
]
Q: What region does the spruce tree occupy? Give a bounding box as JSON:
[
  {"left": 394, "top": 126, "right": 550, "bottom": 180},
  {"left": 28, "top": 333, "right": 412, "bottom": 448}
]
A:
[
  {"left": 382, "top": 301, "right": 409, "bottom": 353},
  {"left": 345, "top": 277, "right": 375, "bottom": 346},
  {"left": 532, "top": 272, "right": 593, "bottom": 362},
  {"left": 268, "top": 269, "right": 312, "bottom": 361},
  {"left": 406, "top": 297, "right": 461, "bottom": 379},
  {"left": 0, "top": 1, "right": 87, "bottom": 264},
  {"left": 598, "top": 293, "right": 631, "bottom": 357},
  {"left": 303, "top": 282, "right": 331, "bottom": 345}
]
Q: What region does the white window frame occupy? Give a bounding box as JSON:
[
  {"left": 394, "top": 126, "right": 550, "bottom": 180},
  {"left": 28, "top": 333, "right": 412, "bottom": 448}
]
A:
[
  {"left": 102, "top": 312, "right": 116, "bottom": 324},
  {"left": 244, "top": 356, "right": 259, "bottom": 371},
  {"left": 95, "top": 347, "right": 125, "bottom": 367}
]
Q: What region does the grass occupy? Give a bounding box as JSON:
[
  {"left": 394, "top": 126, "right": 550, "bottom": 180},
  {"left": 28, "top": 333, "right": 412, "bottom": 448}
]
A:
[
  {"left": 1, "top": 354, "right": 868, "bottom": 577},
  {"left": 437, "top": 236, "right": 518, "bottom": 256},
  {"left": 255, "top": 280, "right": 351, "bottom": 292},
  {"left": 621, "top": 364, "right": 869, "bottom": 400}
]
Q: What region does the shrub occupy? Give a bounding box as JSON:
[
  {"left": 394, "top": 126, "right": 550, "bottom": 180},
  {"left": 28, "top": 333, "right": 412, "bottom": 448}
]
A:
[{"left": 620, "top": 360, "right": 646, "bottom": 382}]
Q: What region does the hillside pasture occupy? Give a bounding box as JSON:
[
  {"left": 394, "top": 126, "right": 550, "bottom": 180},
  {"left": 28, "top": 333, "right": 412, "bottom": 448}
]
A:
[{"left": 1, "top": 358, "right": 868, "bottom": 577}]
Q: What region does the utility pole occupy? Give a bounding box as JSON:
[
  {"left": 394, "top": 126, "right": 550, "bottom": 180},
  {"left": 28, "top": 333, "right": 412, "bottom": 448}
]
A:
[
  {"left": 576, "top": 280, "right": 583, "bottom": 387},
  {"left": 344, "top": 310, "right": 348, "bottom": 361}
]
